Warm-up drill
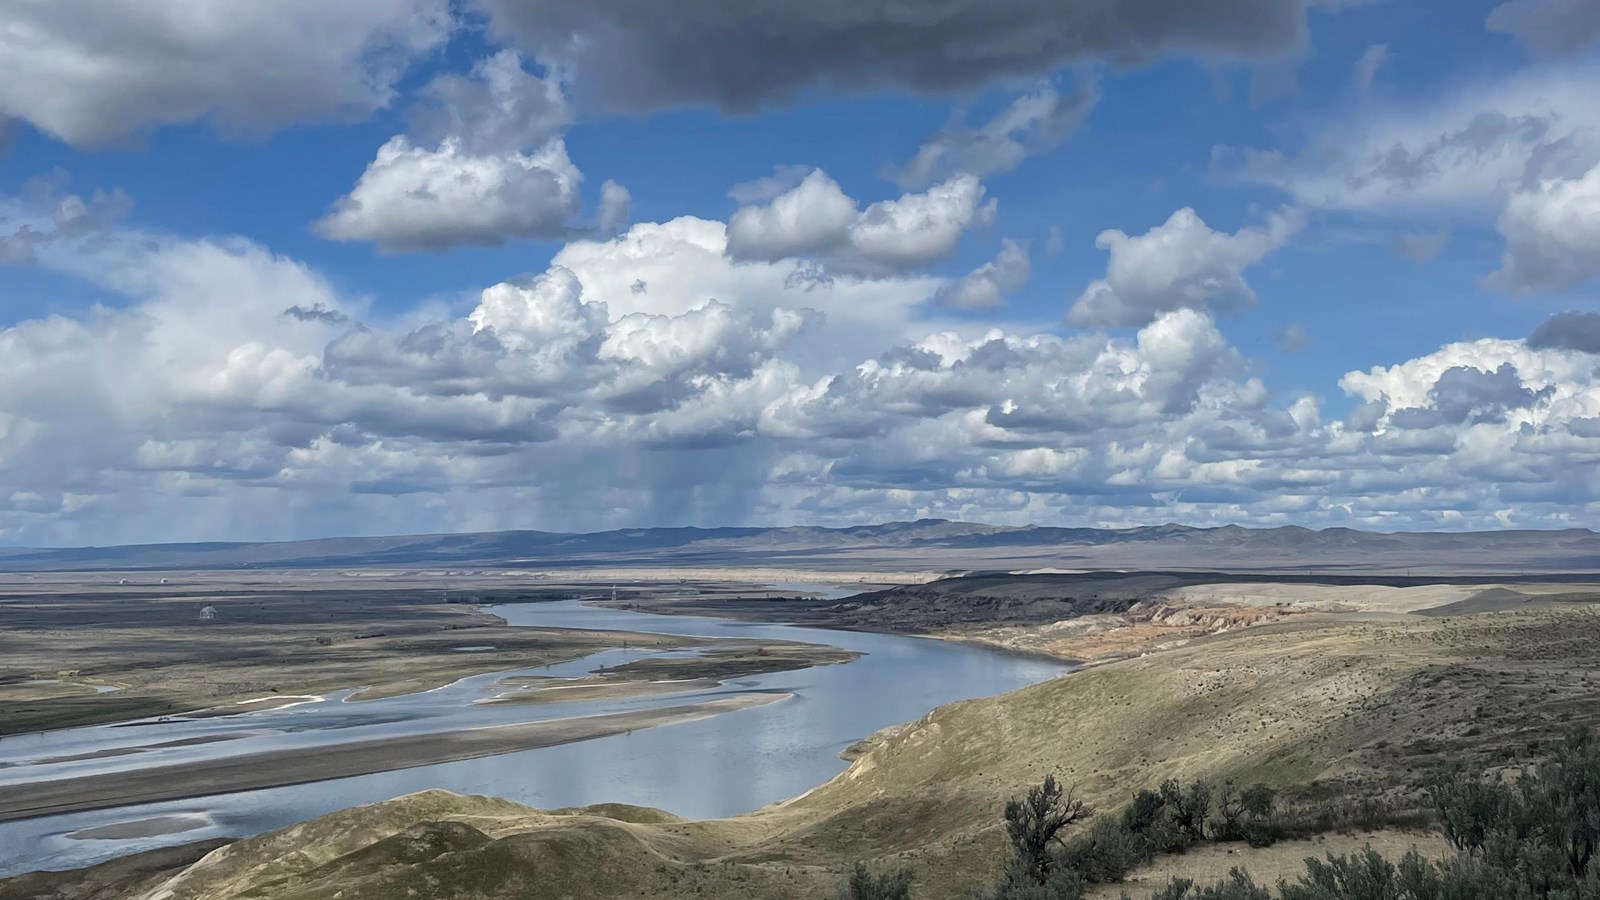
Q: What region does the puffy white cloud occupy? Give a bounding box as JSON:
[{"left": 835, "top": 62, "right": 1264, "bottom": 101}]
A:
[
  {"left": 7, "top": 192, "right": 1600, "bottom": 543},
  {"left": 0, "top": 0, "right": 452, "bottom": 147},
  {"left": 1487, "top": 0, "right": 1600, "bottom": 57},
  {"left": 726, "top": 170, "right": 997, "bottom": 275},
  {"left": 894, "top": 80, "right": 1098, "bottom": 188},
  {"left": 725, "top": 170, "right": 859, "bottom": 262},
  {"left": 316, "top": 137, "right": 582, "bottom": 251},
  {"left": 1484, "top": 162, "right": 1600, "bottom": 293},
  {"left": 1066, "top": 207, "right": 1304, "bottom": 328},
  {"left": 317, "top": 52, "right": 600, "bottom": 252},
  {"left": 597, "top": 181, "right": 633, "bottom": 234},
  {"left": 727, "top": 166, "right": 815, "bottom": 205},
  {"left": 544, "top": 216, "right": 938, "bottom": 355},
  {"left": 933, "top": 240, "right": 1032, "bottom": 309}
]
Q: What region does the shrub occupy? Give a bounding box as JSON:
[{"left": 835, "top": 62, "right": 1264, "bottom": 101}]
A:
[
  {"left": 1059, "top": 818, "right": 1150, "bottom": 884},
  {"left": 1004, "top": 775, "right": 1093, "bottom": 885},
  {"left": 987, "top": 857, "right": 1089, "bottom": 900},
  {"left": 1140, "top": 870, "right": 1272, "bottom": 900},
  {"left": 842, "top": 864, "right": 912, "bottom": 900}
]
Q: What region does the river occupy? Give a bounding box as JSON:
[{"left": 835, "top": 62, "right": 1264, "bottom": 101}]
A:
[{"left": 0, "top": 594, "right": 1067, "bottom": 877}]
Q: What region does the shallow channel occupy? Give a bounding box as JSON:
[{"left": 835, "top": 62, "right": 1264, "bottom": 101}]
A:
[{"left": 0, "top": 595, "right": 1067, "bottom": 877}]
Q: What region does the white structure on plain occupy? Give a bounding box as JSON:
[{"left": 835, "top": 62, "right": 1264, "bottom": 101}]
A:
[
  {"left": 199, "top": 605, "right": 218, "bottom": 621},
  {"left": 611, "top": 585, "right": 618, "bottom": 603}
]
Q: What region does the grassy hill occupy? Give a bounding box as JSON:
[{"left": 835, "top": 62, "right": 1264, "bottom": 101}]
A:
[{"left": 11, "top": 606, "right": 1600, "bottom": 900}]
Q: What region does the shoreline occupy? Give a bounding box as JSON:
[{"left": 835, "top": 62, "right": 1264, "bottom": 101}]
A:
[{"left": 0, "top": 693, "right": 787, "bottom": 824}]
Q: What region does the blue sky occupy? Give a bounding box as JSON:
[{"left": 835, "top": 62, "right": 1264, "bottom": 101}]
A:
[{"left": 0, "top": 0, "right": 1597, "bottom": 545}]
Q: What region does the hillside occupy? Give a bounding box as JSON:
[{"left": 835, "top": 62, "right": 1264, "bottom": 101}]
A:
[
  {"left": 17, "top": 604, "right": 1600, "bottom": 900},
  {"left": 1, "top": 520, "right": 1599, "bottom": 574}
]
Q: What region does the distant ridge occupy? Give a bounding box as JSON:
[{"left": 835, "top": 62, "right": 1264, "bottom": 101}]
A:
[{"left": 1, "top": 519, "right": 1597, "bottom": 575}]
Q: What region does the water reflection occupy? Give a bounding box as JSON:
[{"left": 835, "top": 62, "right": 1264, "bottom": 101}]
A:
[{"left": 0, "top": 598, "right": 1067, "bottom": 876}]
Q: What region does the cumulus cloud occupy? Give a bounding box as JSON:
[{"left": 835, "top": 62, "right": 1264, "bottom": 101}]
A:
[
  {"left": 8, "top": 188, "right": 1600, "bottom": 543},
  {"left": 597, "top": 180, "right": 633, "bottom": 234},
  {"left": 475, "top": 0, "right": 1316, "bottom": 114},
  {"left": 1066, "top": 207, "right": 1304, "bottom": 328},
  {"left": 728, "top": 166, "right": 815, "bottom": 205},
  {"left": 933, "top": 240, "right": 1031, "bottom": 309},
  {"left": 725, "top": 170, "right": 997, "bottom": 275},
  {"left": 1484, "top": 162, "right": 1600, "bottom": 293},
  {"left": 894, "top": 80, "right": 1098, "bottom": 188},
  {"left": 1487, "top": 0, "right": 1600, "bottom": 57},
  {"left": 0, "top": 0, "right": 452, "bottom": 147},
  {"left": 317, "top": 51, "right": 594, "bottom": 252},
  {"left": 316, "top": 137, "right": 582, "bottom": 252}
]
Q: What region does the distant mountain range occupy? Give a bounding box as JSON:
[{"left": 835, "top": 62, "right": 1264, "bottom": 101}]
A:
[{"left": 1, "top": 520, "right": 1598, "bottom": 574}]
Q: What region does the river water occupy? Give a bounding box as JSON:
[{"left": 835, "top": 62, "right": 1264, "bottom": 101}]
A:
[{"left": 0, "top": 595, "right": 1067, "bottom": 877}]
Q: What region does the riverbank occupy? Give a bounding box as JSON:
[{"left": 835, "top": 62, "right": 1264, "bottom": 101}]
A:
[
  {"left": 0, "top": 693, "right": 787, "bottom": 823},
  {"left": 17, "top": 605, "right": 1600, "bottom": 900},
  {"left": 485, "top": 644, "right": 860, "bottom": 705},
  {"left": 0, "top": 571, "right": 876, "bottom": 734},
  {"left": 597, "top": 575, "right": 1600, "bottom": 665}
]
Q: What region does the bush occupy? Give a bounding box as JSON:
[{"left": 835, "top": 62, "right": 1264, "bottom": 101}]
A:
[
  {"left": 987, "top": 857, "right": 1089, "bottom": 900},
  {"left": 1004, "top": 775, "right": 1093, "bottom": 885},
  {"left": 842, "top": 864, "right": 912, "bottom": 900},
  {"left": 1060, "top": 818, "right": 1150, "bottom": 884},
  {"left": 1140, "top": 870, "right": 1272, "bottom": 900}
]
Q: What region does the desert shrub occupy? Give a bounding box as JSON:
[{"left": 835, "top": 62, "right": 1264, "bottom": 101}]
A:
[
  {"left": 842, "top": 864, "right": 912, "bottom": 900},
  {"left": 1164, "top": 779, "right": 1212, "bottom": 845},
  {"left": 1140, "top": 870, "right": 1272, "bottom": 900},
  {"left": 1004, "top": 775, "right": 1093, "bottom": 885},
  {"left": 1428, "top": 768, "right": 1514, "bottom": 854},
  {"left": 1059, "top": 818, "right": 1151, "bottom": 884},
  {"left": 1239, "top": 784, "right": 1276, "bottom": 821},
  {"left": 986, "top": 857, "right": 1089, "bottom": 900},
  {"left": 1117, "top": 779, "right": 1220, "bottom": 853},
  {"left": 1156, "top": 728, "right": 1600, "bottom": 900}
]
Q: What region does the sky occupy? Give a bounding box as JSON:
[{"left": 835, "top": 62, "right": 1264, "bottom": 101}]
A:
[{"left": 0, "top": 0, "right": 1598, "bottom": 546}]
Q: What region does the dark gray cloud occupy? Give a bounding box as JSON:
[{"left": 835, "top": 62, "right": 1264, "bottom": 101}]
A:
[
  {"left": 1488, "top": 0, "right": 1600, "bottom": 56},
  {"left": 476, "top": 0, "right": 1310, "bottom": 113},
  {"left": 282, "top": 304, "right": 351, "bottom": 326},
  {"left": 1393, "top": 363, "right": 1551, "bottom": 428},
  {"left": 1528, "top": 312, "right": 1600, "bottom": 353}
]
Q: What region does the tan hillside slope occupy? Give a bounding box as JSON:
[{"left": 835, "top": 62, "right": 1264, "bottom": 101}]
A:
[{"left": 17, "top": 606, "right": 1600, "bottom": 900}]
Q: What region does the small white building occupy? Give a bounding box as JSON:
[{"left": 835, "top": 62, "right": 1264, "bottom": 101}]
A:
[{"left": 199, "top": 605, "right": 218, "bottom": 621}]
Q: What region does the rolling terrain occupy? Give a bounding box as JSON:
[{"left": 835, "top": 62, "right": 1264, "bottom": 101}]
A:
[
  {"left": 1, "top": 520, "right": 1598, "bottom": 574},
  {"left": 15, "top": 601, "right": 1600, "bottom": 900}
]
